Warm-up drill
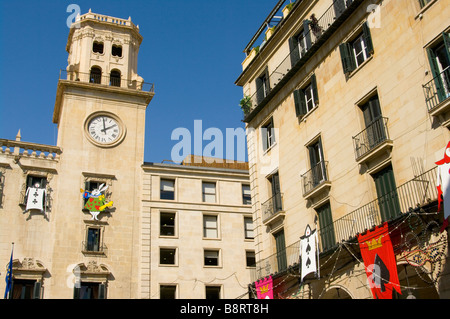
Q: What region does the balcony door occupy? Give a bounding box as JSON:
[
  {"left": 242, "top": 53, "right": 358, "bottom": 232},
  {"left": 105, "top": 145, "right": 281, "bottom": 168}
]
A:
[
  {"left": 373, "top": 165, "right": 401, "bottom": 222},
  {"left": 427, "top": 33, "right": 450, "bottom": 102},
  {"left": 269, "top": 172, "right": 282, "bottom": 213},
  {"left": 308, "top": 138, "right": 326, "bottom": 186},
  {"left": 361, "top": 96, "right": 385, "bottom": 149},
  {"left": 274, "top": 229, "right": 287, "bottom": 272}
]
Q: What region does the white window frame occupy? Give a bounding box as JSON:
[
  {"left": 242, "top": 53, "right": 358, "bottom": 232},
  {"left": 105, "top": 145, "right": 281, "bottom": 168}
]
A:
[
  {"left": 352, "top": 33, "right": 369, "bottom": 67},
  {"left": 202, "top": 182, "right": 217, "bottom": 203},
  {"left": 203, "top": 214, "right": 219, "bottom": 239}
]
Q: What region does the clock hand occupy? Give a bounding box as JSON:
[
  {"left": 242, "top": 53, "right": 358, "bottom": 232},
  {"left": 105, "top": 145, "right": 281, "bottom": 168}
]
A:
[
  {"left": 101, "top": 124, "right": 117, "bottom": 133},
  {"left": 102, "top": 117, "right": 106, "bottom": 133}
]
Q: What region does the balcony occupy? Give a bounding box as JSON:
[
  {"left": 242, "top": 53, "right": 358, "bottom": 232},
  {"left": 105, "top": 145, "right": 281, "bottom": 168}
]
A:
[
  {"left": 262, "top": 193, "right": 284, "bottom": 226},
  {"left": 423, "top": 68, "right": 450, "bottom": 122},
  {"left": 251, "top": 166, "right": 439, "bottom": 282},
  {"left": 301, "top": 161, "right": 331, "bottom": 200},
  {"left": 242, "top": 0, "right": 364, "bottom": 122},
  {"left": 353, "top": 117, "right": 393, "bottom": 165},
  {"left": 59, "top": 69, "right": 155, "bottom": 92}
]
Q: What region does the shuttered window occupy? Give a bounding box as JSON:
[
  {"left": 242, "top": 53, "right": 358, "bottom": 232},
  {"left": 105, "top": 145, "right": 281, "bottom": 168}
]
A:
[
  {"left": 426, "top": 32, "right": 450, "bottom": 103},
  {"left": 339, "top": 22, "right": 373, "bottom": 74},
  {"left": 372, "top": 165, "right": 401, "bottom": 222},
  {"left": 316, "top": 202, "right": 335, "bottom": 251},
  {"left": 294, "top": 74, "right": 319, "bottom": 117}
]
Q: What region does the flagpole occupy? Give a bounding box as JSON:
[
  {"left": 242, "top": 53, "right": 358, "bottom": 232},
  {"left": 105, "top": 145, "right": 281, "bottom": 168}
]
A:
[{"left": 4, "top": 242, "right": 14, "bottom": 299}]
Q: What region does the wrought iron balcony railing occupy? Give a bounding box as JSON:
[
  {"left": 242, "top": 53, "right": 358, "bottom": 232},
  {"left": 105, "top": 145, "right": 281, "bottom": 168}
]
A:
[
  {"left": 59, "top": 69, "right": 155, "bottom": 92},
  {"left": 353, "top": 117, "right": 390, "bottom": 160},
  {"left": 423, "top": 68, "right": 450, "bottom": 112},
  {"left": 243, "top": 0, "right": 363, "bottom": 121},
  {"left": 262, "top": 192, "right": 284, "bottom": 224},
  {"left": 251, "top": 166, "right": 438, "bottom": 282},
  {"left": 301, "top": 161, "right": 329, "bottom": 196}
]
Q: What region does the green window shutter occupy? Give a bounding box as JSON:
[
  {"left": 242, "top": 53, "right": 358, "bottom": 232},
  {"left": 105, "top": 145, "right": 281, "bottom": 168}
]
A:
[
  {"left": 33, "top": 281, "right": 41, "bottom": 299},
  {"left": 293, "top": 89, "right": 307, "bottom": 117},
  {"left": 339, "top": 43, "right": 356, "bottom": 74},
  {"left": 317, "top": 203, "right": 335, "bottom": 251},
  {"left": 289, "top": 36, "right": 300, "bottom": 67},
  {"left": 303, "top": 20, "right": 312, "bottom": 51},
  {"left": 73, "top": 286, "right": 81, "bottom": 299},
  {"left": 427, "top": 47, "right": 446, "bottom": 102},
  {"left": 311, "top": 74, "right": 319, "bottom": 104},
  {"left": 98, "top": 283, "right": 106, "bottom": 299},
  {"left": 443, "top": 32, "right": 450, "bottom": 59},
  {"left": 362, "top": 22, "right": 374, "bottom": 55}
]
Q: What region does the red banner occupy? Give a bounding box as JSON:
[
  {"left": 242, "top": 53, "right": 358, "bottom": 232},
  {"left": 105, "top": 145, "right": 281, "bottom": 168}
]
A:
[
  {"left": 357, "top": 222, "right": 401, "bottom": 299},
  {"left": 255, "top": 276, "right": 273, "bottom": 299}
]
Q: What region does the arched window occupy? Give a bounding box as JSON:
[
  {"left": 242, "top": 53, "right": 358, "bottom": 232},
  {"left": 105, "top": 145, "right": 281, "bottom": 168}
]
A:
[
  {"left": 110, "top": 69, "right": 121, "bottom": 87},
  {"left": 89, "top": 67, "right": 102, "bottom": 84}
]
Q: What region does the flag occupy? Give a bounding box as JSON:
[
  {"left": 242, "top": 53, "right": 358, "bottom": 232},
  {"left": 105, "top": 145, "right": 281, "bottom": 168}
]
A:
[
  {"left": 255, "top": 276, "right": 273, "bottom": 299},
  {"left": 4, "top": 246, "right": 13, "bottom": 299},
  {"left": 357, "top": 222, "right": 401, "bottom": 299},
  {"left": 299, "top": 224, "right": 320, "bottom": 282}
]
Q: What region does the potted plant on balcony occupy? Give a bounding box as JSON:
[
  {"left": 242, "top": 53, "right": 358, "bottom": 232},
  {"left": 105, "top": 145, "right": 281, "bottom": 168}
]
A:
[
  {"left": 282, "top": 2, "right": 295, "bottom": 18},
  {"left": 239, "top": 95, "right": 252, "bottom": 115}
]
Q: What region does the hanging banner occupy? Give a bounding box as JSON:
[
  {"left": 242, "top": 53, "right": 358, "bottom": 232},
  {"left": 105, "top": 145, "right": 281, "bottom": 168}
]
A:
[
  {"left": 436, "top": 140, "right": 450, "bottom": 232},
  {"left": 255, "top": 276, "right": 273, "bottom": 299},
  {"left": 299, "top": 224, "right": 320, "bottom": 282},
  {"left": 358, "top": 222, "right": 401, "bottom": 299},
  {"left": 25, "top": 184, "right": 46, "bottom": 213}
]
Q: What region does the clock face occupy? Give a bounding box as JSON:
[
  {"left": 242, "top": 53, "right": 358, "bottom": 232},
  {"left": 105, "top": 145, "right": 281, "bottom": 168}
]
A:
[{"left": 88, "top": 115, "right": 121, "bottom": 145}]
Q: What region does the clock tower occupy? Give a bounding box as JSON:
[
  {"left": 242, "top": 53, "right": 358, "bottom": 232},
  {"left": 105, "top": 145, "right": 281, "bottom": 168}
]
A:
[{"left": 51, "top": 11, "right": 154, "bottom": 298}]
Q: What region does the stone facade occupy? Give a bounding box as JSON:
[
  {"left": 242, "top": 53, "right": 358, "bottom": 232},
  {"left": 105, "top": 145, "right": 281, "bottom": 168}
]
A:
[
  {"left": 236, "top": 0, "right": 450, "bottom": 299},
  {"left": 0, "top": 11, "right": 252, "bottom": 299}
]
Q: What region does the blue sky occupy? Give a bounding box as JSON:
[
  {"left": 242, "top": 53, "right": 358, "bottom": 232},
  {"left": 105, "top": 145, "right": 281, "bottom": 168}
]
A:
[{"left": 0, "top": 0, "right": 280, "bottom": 163}]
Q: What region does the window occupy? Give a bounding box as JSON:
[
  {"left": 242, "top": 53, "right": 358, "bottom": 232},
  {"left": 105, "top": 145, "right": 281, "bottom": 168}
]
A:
[
  {"left": 202, "top": 182, "right": 216, "bottom": 203},
  {"left": 110, "top": 69, "right": 121, "bottom": 87},
  {"left": 426, "top": 33, "right": 450, "bottom": 102},
  {"left": 160, "top": 248, "right": 176, "bottom": 265},
  {"left": 111, "top": 44, "right": 122, "bottom": 57},
  {"left": 85, "top": 227, "right": 102, "bottom": 252},
  {"left": 316, "top": 202, "right": 336, "bottom": 251},
  {"left": 73, "top": 282, "right": 106, "bottom": 299},
  {"left": 89, "top": 66, "right": 102, "bottom": 84},
  {"left": 293, "top": 74, "right": 319, "bottom": 117},
  {"left": 242, "top": 184, "right": 251, "bottom": 205},
  {"left": 289, "top": 21, "right": 312, "bottom": 66},
  {"left": 419, "top": 0, "right": 433, "bottom": 8},
  {"left": 10, "top": 279, "right": 41, "bottom": 299},
  {"left": 83, "top": 180, "right": 105, "bottom": 206},
  {"left": 333, "top": 0, "right": 350, "bottom": 16},
  {"left": 339, "top": 22, "right": 374, "bottom": 74},
  {"left": 92, "top": 41, "right": 104, "bottom": 54},
  {"left": 307, "top": 138, "right": 327, "bottom": 186},
  {"left": 268, "top": 172, "right": 282, "bottom": 212},
  {"left": 256, "top": 67, "right": 271, "bottom": 104},
  {"left": 246, "top": 251, "right": 256, "bottom": 268},
  {"left": 203, "top": 215, "right": 218, "bottom": 238},
  {"left": 160, "top": 212, "right": 176, "bottom": 236},
  {"left": 23, "top": 175, "right": 47, "bottom": 206},
  {"left": 244, "top": 217, "right": 254, "bottom": 240},
  {"left": 274, "top": 230, "right": 287, "bottom": 272},
  {"left": 262, "top": 118, "right": 276, "bottom": 152},
  {"left": 160, "top": 179, "right": 175, "bottom": 200},
  {"left": 205, "top": 286, "right": 221, "bottom": 299},
  {"left": 160, "top": 285, "right": 177, "bottom": 299},
  {"left": 204, "top": 250, "right": 219, "bottom": 267},
  {"left": 359, "top": 95, "right": 387, "bottom": 149},
  {"left": 372, "top": 165, "right": 401, "bottom": 222}
]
